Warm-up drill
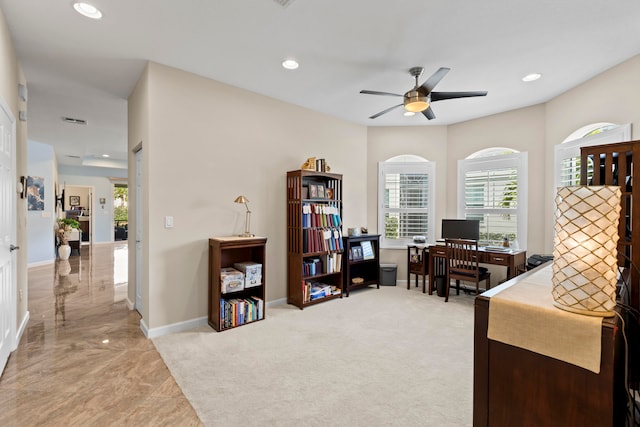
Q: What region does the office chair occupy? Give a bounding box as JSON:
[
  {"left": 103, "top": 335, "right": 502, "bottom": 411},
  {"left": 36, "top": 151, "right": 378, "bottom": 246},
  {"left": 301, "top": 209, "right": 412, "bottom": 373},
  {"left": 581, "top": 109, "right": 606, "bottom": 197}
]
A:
[{"left": 444, "top": 238, "right": 491, "bottom": 302}]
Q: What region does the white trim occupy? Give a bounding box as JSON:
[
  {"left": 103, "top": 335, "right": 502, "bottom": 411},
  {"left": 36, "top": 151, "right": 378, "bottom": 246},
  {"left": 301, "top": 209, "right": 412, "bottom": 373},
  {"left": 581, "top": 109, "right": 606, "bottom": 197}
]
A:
[
  {"left": 378, "top": 161, "right": 436, "bottom": 248},
  {"left": 27, "top": 259, "right": 55, "bottom": 268},
  {"left": 15, "top": 311, "right": 30, "bottom": 351},
  {"left": 554, "top": 123, "right": 631, "bottom": 189},
  {"left": 142, "top": 316, "right": 209, "bottom": 338},
  {"left": 457, "top": 151, "right": 528, "bottom": 249}
]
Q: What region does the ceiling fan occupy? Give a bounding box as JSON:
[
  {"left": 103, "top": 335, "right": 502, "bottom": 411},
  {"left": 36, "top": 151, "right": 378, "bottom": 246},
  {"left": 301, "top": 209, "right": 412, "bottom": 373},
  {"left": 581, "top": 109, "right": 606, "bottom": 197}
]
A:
[{"left": 360, "top": 67, "right": 487, "bottom": 120}]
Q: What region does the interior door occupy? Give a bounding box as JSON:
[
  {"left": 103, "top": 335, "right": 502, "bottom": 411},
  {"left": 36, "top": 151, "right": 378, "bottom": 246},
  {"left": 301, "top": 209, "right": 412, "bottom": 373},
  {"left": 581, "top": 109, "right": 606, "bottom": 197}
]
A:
[
  {"left": 0, "top": 98, "right": 17, "bottom": 375},
  {"left": 135, "top": 148, "right": 143, "bottom": 312}
]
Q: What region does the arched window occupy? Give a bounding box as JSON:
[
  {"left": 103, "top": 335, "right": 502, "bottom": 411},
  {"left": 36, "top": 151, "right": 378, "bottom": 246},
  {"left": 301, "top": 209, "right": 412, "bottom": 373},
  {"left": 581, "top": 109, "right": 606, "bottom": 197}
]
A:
[
  {"left": 378, "top": 155, "right": 435, "bottom": 248},
  {"left": 554, "top": 123, "right": 631, "bottom": 188},
  {"left": 457, "top": 148, "right": 528, "bottom": 248}
]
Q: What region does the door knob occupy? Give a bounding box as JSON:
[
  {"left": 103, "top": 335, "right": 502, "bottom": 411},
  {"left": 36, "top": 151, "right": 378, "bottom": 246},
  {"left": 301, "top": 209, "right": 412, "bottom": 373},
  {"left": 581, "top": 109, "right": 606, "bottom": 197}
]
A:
[{"left": 10, "top": 244, "right": 20, "bottom": 252}]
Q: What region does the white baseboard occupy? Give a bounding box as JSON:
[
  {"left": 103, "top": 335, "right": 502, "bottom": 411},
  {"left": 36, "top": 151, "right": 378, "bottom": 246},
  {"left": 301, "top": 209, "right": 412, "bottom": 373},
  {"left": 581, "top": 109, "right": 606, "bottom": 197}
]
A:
[
  {"left": 142, "top": 316, "right": 209, "bottom": 339},
  {"left": 266, "top": 297, "right": 287, "bottom": 307},
  {"left": 27, "top": 259, "right": 54, "bottom": 268},
  {"left": 14, "top": 310, "right": 30, "bottom": 351},
  {"left": 125, "top": 297, "right": 135, "bottom": 310}
]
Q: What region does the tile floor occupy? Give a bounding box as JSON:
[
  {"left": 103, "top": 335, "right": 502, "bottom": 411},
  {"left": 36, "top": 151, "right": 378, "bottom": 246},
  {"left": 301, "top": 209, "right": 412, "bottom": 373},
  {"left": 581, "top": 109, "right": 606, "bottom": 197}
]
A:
[{"left": 0, "top": 243, "right": 202, "bottom": 426}]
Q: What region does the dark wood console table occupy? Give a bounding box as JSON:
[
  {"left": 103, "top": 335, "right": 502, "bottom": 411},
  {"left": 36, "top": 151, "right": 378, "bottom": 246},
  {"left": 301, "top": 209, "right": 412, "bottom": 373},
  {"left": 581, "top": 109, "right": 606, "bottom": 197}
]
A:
[{"left": 474, "top": 265, "right": 625, "bottom": 426}]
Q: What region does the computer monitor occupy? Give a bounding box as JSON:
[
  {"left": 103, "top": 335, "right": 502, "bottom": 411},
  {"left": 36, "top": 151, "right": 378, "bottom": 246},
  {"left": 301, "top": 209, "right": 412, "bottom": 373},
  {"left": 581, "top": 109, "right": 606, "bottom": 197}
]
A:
[{"left": 441, "top": 219, "right": 480, "bottom": 241}]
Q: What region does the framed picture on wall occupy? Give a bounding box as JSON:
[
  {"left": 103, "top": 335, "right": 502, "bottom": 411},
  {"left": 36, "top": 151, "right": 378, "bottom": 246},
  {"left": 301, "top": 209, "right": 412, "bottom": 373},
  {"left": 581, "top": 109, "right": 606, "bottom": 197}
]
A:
[{"left": 69, "top": 195, "right": 80, "bottom": 206}]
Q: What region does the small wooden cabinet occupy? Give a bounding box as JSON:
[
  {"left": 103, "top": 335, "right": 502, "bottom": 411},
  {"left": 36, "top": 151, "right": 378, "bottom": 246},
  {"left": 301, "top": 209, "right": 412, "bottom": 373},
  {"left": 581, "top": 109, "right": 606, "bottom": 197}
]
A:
[
  {"left": 342, "top": 234, "right": 380, "bottom": 297},
  {"left": 208, "top": 236, "right": 266, "bottom": 332},
  {"left": 407, "top": 245, "right": 428, "bottom": 292}
]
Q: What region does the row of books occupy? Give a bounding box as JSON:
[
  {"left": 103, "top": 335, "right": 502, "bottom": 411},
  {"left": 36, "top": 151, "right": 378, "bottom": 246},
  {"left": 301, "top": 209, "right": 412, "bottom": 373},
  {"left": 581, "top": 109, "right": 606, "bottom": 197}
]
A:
[
  {"left": 220, "top": 296, "right": 264, "bottom": 329},
  {"left": 303, "top": 227, "right": 344, "bottom": 253},
  {"left": 302, "top": 203, "right": 342, "bottom": 228},
  {"left": 302, "top": 280, "right": 341, "bottom": 303},
  {"left": 303, "top": 252, "right": 343, "bottom": 277}
]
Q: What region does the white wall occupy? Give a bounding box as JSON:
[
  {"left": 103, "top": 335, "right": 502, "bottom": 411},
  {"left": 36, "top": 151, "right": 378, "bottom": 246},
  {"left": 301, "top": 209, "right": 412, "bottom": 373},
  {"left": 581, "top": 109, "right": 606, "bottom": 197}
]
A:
[
  {"left": 26, "top": 140, "right": 56, "bottom": 265},
  {"left": 130, "top": 62, "right": 368, "bottom": 331},
  {"left": 59, "top": 178, "right": 117, "bottom": 243}
]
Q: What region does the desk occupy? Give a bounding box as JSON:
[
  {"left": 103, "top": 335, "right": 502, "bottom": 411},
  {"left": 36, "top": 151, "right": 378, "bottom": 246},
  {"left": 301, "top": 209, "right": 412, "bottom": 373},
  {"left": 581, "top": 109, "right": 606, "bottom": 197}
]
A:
[
  {"left": 474, "top": 265, "right": 625, "bottom": 426},
  {"left": 427, "top": 245, "right": 526, "bottom": 295}
]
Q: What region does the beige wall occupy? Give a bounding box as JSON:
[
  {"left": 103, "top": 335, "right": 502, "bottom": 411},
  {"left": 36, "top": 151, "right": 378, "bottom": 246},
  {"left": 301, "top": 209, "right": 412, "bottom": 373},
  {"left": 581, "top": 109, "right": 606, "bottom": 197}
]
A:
[
  {"left": 544, "top": 55, "right": 640, "bottom": 252},
  {"left": 131, "top": 62, "right": 367, "bottom": 331},
  {"left": 1, "top": 8, "right": 28, "bottom": 341},
  {"left": 132, "top": 54, "right": 640, "bottom": 331},
  {"left": 366, "top": 126, "right": 448, "bottom": 278}
]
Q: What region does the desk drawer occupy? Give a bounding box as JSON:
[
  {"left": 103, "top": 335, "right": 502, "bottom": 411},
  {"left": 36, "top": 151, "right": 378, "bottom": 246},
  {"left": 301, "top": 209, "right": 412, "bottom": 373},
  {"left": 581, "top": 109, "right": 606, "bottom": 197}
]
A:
[
  {"left": 431, "top": 247, "right": 447, "bottom": 257},
  {"left": 485, "top": 252, "right": 510, "bottom": 266}
]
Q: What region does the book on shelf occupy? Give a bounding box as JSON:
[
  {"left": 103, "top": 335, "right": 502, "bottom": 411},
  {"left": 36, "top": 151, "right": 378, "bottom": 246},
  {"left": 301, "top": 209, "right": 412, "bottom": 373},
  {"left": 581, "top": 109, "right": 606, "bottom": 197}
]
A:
[
  {"left": 361, "top": 240, "right": 375, "bottom": 260},
  {"left": 302, "top": 280, "right": 336, "bottom": 302},
  {"left": 220, "top": 296, "right": 264, "bottom": 328}
]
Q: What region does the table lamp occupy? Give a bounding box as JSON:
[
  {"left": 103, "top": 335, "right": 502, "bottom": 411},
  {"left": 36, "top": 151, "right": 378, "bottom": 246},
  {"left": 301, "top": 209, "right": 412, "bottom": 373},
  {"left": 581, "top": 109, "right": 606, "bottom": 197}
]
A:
[
  {"left": 234, "top": 195, "right": 254, "bottom": 237},
  {"left": 551, "top": 186, "right": 621, "bottom": 317}
]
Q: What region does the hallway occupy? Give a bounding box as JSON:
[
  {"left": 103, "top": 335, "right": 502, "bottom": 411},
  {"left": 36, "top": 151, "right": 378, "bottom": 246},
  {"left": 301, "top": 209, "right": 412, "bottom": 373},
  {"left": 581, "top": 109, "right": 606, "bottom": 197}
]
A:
[{"left": 0, "top": 243, "right": 201, "bottom": 426}]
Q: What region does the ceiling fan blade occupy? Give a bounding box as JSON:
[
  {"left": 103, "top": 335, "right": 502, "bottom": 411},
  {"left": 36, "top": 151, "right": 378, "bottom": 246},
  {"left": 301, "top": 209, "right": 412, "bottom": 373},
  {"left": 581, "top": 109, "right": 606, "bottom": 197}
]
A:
[
  {"left": 422, "top": 107, "right": 436, "bottom": 120},
  {"left": 419, "top": 67, "right": 450, "bottom": 93},
  {"left": 430, "top": 91, "right": 488, "bottom": 102},
  {"left": 360, "top": 90, "right": 404, "bottom": 97},
  {"left": 369, "top": 104, "right": 403, "bottom": 119}
]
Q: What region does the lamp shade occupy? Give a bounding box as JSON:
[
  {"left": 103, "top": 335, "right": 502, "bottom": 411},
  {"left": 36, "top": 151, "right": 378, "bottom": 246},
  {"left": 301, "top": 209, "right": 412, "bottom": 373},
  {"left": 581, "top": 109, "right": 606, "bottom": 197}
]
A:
[{"left": 551, "top": 186, "right": 621, "bottom": 317}]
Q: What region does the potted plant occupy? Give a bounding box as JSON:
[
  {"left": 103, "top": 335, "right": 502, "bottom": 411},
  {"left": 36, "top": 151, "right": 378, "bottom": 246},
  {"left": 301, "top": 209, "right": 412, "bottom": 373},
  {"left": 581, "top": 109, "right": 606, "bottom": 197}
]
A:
[{"left": 56, "top": 218, "right": 80, "bottom": 260}]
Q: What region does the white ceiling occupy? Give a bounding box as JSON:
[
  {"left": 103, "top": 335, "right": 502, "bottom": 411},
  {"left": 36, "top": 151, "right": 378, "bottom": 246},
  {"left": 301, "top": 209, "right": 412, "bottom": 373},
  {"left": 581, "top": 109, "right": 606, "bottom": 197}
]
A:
[{"left": 2, "top": 0, "right": 640, "bottom": 168}]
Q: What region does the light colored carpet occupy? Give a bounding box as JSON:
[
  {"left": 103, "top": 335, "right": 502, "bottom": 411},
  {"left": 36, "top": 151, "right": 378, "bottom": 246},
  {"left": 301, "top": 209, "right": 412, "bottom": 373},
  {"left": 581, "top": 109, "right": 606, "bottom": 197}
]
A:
[{"left": 153, "top": 284, "right": 476, "bottom": 426}]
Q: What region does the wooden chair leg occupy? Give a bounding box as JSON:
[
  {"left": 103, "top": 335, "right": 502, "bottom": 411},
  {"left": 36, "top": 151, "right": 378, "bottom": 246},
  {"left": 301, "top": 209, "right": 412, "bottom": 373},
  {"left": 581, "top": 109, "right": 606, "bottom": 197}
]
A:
[
  {"left": 445, "top": 275, "right": 450, "bottom": 302},
  {"left": 456, "top": 279, "right": 460, "bottom": 295}
]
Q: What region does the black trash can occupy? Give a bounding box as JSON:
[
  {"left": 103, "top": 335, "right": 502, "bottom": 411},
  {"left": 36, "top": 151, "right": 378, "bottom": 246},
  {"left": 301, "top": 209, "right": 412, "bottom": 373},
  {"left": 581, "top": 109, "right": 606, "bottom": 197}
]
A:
[
  {"left": 435, "top": 275, "right": 447, "bottom": 297},
  {"left": 379, "top": 264, "right": 397, "bottom": 286}
]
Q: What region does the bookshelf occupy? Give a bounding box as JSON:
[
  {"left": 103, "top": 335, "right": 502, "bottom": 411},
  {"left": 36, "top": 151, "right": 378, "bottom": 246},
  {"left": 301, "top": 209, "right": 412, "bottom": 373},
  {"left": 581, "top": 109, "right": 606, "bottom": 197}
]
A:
[
  {"left": 287, "top": 169, "right": 344, "bottom": 309},
  {"left": 581, "top": 141, "right": 639, "bottom": 311},
  {"left": 343, "top": 234, "right": 380, "bottom": 296},
  {"left": 208, "top": 236, "right": 266, "bottom": 331}
]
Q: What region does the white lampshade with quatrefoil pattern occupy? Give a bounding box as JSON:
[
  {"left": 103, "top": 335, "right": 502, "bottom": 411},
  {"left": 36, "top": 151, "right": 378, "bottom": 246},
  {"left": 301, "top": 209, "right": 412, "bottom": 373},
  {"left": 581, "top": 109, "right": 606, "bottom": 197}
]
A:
[{"left": 552, "top": 186, "right": 621, "bottom": 317}]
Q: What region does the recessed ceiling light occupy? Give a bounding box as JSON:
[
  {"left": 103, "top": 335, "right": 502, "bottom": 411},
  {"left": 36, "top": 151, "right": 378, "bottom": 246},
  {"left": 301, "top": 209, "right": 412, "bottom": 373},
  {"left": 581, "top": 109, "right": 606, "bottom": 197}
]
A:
[
  {"left": 282, "top": 59, "right": 299, "bottom": 70},
  {"left": 101, "top": 154, "right": 110, "bottom": 158},
  {"left": 73, "top": 2, "right": 103, "bottom": 20},
  {"left": 522, "top": 73, "right": 542, "bottom": 82},
  {"left": 403, "top": 111, "right": 416, "bottom": 117}
]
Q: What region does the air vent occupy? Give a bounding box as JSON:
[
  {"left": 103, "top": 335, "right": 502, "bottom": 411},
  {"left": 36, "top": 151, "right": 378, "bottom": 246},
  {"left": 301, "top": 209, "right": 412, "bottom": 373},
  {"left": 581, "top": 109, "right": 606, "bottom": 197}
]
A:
[
  {"left": 66, "top": 155, "right": 81, "bottom": 159},
  {"left": 272, "top": 0, "right": 295, "bottom": 8},
  {"left": 62, "top": 116, "right": 87, "bottom": 125}
]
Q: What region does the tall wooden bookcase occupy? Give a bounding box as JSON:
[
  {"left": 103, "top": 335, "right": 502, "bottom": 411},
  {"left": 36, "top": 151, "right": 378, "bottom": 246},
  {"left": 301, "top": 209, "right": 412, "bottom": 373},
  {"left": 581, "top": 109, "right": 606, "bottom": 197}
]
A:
[
  {"left": 287, "top": 170, "right": 343, "bottom": 309},
  {"left": 580, "top": 140, "right": 639, "bottom": 311}
]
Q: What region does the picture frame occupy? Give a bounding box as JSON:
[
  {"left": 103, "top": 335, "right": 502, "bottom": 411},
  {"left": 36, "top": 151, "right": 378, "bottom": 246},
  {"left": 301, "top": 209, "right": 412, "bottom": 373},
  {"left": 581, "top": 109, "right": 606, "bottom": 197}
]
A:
[
  {"left": 309, "top": 184, "right": 318, "bottom": 198},
  {"left": 351, "top": 246, "right": 363, "bottom": 261},
  {"left": 325, "top": 188, "right": 334, "bottom": 200},
  {"left": 317, "top": 184, "right": 325, "bottom": 199},
  {"left": 69, "top": 195, "right": 80, "bottom": 206}
]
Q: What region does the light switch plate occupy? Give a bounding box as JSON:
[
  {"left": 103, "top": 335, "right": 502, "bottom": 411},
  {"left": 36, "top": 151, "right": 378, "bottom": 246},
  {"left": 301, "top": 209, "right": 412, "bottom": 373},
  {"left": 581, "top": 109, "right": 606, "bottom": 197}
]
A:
[{"left": 165, "top": 216, "right": 174, "bottom": 228}]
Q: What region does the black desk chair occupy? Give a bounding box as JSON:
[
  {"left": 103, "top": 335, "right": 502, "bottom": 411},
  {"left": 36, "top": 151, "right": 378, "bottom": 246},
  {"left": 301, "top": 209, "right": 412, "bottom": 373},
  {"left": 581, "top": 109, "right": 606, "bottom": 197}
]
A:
[{"left": 444, "top": 238, "right": 490, "bottom": 302}]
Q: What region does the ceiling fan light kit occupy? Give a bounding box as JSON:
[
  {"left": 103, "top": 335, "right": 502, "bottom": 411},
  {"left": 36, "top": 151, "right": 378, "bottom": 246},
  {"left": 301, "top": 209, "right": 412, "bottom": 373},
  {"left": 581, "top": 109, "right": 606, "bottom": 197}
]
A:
[
  {"left": 404, "top": 90, "right": 429, "bottom": 112},
  {"left": 360, "top": 66, "right": 487, "bottom": 120}
]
